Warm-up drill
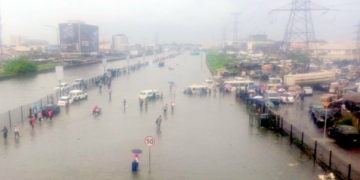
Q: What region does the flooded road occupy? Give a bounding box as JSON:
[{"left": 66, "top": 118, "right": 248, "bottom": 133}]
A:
[
  {"left": 0, "top": 54, "right": 156, "bottom": 113},
  {"left": 0, "top": 54, "right": 327, "bottom": 180}
]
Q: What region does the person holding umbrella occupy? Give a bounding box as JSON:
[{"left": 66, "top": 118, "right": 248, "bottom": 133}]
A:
[{"left": 131, "top": 149, "right": 142, "bottom": 172}]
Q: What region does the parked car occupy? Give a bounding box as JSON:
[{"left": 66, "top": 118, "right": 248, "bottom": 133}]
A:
[
  {"left": 309, "top": 102, "right": 324, "bottom": 117},
  {"left": 302, "top": 86, "right": 313, "bottom": 96},
  {"left": 41, "top": 104, "right": 60, "bottom": 115},
  {"left": 57, "top": 96, "right": 74, "bottom": 106},
  {"left": 73, "top": 79, "right": 86, "bottom": 88},
  {"left": 68, "top": 90, "right": 88, "bottom": 101},
  {"left": 250, "top": 70, "right": 262, "bottom": 79},
  {"left": 346, "top": 74, "right": 357, "bottom": 81},
  {"left": 139, "top": 90, "right": 160, "bottom": 100},
  {"left": 264, "top": 90, "right": 281, "bottom": 105},
  {"left": 54, "top": 83, "right": 69, "bottom": 91},
  {"left": 280, "top": 92, "right": 294, "bottom": 104},
  {"left": 315, "top": 83, "right": 330, "bottom": 92},
  {"left": 312, "top": 109, "right": 337, "bottom": 127},
  {"left": 328, "top": 125, "right": 360, "bottom": 146}
]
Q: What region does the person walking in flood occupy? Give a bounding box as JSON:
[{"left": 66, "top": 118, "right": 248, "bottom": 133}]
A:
[
  {"left": 163, "top": 104, "right": 168, "bottom": 113},
  {"left": 123, "top": 99, "right": 127, "bottom": 108},
  {"left": 108, "top": 89, "right": 112, "bottom": 99},
  {"left": 170, "top": 99, "right": 175, "bottom": 110},
  {"left": 2, "top": 126, "right": 8, "bottom": 140},
  {"left": 48, "top": 109, "right": 54, "bottom": 120},
  {"left": 14, "top": 124, "right": 20, "bottom": 138},
  {"left": 156, "top": 115, "right": 162, "bottom": 128},
  {"left": 30, "top": 116, "right": 35, "bottom": 129},
  {"left": 98, "top": 83, "right": 103, "bottom": 91},
  {"left": 133, "top": 154, "right": 140, "bottom": 163},
  {"left": 38, "top": 110, "right": 43, "bottom": 122},
  {"left": 295, "top": 93, "right": 300, "bottom": 105},
  {"left": 139, "top": 99, "right": 143, "bottom": 107}
]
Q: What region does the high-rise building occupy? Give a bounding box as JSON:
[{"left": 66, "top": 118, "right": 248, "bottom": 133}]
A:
[
  {"left": 112, "top": 34, "right": 129, "bottom": 53},
  {"left": 58, "top": 20, "right": 99, "bottom": 53}
]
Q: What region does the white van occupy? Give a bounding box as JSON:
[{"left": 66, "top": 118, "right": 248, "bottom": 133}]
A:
[
  {"left": 223, "top": 80, "right": 254, "bottom": 91},
  {"left": 185, "top": 84, "right": 209, "bottom": 94},
  {"left": 203, "top": 79, "right": 214, "bottom": 89},
  {"left": 68, "top": 90, "right": 88, "bottom": 101},
  {"left": 139, "top": 90, "right": 160, "bottom": 100},
  {"left": 264, "top": 90, "right": 281, "bottom": 105}
]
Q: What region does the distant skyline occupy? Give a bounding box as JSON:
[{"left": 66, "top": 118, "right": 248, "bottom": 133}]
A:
[{"left": 2, "top": 0, "right": 360, "bottom": 45}]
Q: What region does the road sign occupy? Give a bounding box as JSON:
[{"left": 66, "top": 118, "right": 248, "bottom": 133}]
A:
[{"left": 144, "top": 136, "right": 155, "bottom": 148}]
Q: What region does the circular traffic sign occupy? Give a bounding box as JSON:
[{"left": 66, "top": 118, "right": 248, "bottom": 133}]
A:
[{"left": 144, "top": 136, "right": 155, "bottom": 148}]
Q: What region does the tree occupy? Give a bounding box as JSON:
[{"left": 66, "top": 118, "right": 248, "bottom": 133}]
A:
[
  {"left": 289, "top": 53, "right": 310, "bottom": 63},
  {"left": 4, "top": 57, "right": 38, "bottom": 74}
]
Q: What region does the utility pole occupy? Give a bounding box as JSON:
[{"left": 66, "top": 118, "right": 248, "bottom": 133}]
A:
[
  {"left": 231, "top": 13, "right": 241, "bottom": 51},
  {"left": 270, "top": 0, "right": 328, "bottom": 60},
  {"left": 356, "top": 20, "right": 360, "bottom": 62},
  {"left": 222, "top": 26, "right": 226, "bottom": 49}
]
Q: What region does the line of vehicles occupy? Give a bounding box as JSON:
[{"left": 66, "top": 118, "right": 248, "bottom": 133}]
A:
[{"left": 53, "top": 79, "right": 88, "bottom": 106}]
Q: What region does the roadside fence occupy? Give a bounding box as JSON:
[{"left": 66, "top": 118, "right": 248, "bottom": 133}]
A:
[
  {"left": 0, "top": 62, "right": 143, "bottom": 130},
  {"left": 247, "top": 102, "right": 360, "bottom": 180}
]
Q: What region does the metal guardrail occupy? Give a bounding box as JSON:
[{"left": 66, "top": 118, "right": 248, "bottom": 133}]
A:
[{"left": 246, "top": 100, "right": 360, "bottom": 180}]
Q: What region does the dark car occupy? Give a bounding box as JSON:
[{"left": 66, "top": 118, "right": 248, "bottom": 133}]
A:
[
  {"left": 328, "top": 125, "right": 360, "bottom": 146},
  {"left": 250, "top": 70, "right": 262, "bottom": 79},
  {"left": 309, "top": 102, "right": 324, "bottom": 117},
  {"left": 312, "top": 109, "right": 338, "bottom": 127},
  {"left": 314, "top": 83, "right": 330, "bottom": 92},
  {"left": 42, "top": 104, "right": 61, "bottom": 115}
]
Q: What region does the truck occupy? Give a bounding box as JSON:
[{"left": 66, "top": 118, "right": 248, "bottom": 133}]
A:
[{"left": 283, "top": 72, "right": 335, "bottom": 86}]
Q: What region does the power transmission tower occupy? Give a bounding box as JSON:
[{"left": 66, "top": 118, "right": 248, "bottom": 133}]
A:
[
  {"left": 270, "top": 0, "right": 328, "bottom": 59},
  {"left": 356, "top": 20, "right": 360, "bottom": 62},
  {"left": 231, "top": 13, "right": 241, "bottom": 50}
]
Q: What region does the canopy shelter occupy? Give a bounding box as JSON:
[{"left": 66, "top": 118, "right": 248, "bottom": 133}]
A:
[{"left": 343, "top": 92, "right": 360, "bottom": 103}]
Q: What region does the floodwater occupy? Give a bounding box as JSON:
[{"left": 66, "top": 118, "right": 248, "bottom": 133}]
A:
[
  {"left": 0, "top": 55, "right": 154, "bottom": 113},
  {"left": 0, "top": 53, "right": 328, "bottom": 180}
]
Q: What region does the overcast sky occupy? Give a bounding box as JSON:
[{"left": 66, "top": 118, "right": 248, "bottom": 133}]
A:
[{"left": 2, "top": 0, "right": 360, "bottom": 45}]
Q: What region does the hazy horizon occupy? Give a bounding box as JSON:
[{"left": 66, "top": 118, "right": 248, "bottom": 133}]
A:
[{"left": 3, "top": 0, "right": 360, "bottom": 45}]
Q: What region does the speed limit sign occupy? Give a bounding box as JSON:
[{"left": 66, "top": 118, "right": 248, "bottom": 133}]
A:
[{"left": 144, "top": 136, "right": 155, "bottom": 148}]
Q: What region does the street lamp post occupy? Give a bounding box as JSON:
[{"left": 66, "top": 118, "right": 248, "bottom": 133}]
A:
[
  {"left": 44, "top": 25, "right": 60, "bottom": 59},
  {"left": 323, "top": 100, "right": 338, "bottom": 139}
]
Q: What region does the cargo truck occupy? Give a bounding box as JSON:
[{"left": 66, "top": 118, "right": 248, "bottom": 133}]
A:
[{"left": 284, "top": 72, "right": 335, "bottom": 86}]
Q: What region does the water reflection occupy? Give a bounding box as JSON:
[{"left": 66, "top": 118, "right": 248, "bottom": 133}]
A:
[
  {"left": 14, "top": 137, "right": 20, "bottom": 148},
  {"left": 131, "top": 171, "right": 140, "bottom": 180},
  {"left": 66, "top": 107, "right": 70, "bottom": 115},
  {"left": 30, "top": 129, "right": 35, "bottom": 141},
  {"left": 156, "top": 128, "right": 161, "bottom": 139}
]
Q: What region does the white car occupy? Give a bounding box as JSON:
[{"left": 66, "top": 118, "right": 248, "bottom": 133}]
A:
[
  {"left": 303, "top": 86, "right": 313, "bottom": 96},
  {"left": 54, "top": 83, "right": 69, "bottom": 91},
  {"left": 203, "top": 79, "right": 214, "bottom": 89},
  {"left": 68, "top": 90, "right": 88, "bottom": 101},
  {"left": 280, "top": 93, "right": 294, "bottom": 104},
  {"left": 57, "top": 96, "right": 74, "bottom": 106}
]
